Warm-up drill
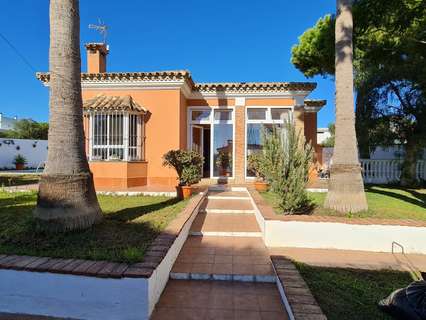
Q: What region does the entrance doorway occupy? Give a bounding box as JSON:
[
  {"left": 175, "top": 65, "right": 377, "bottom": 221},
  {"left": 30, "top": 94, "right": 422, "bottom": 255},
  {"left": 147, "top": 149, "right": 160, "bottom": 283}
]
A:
[
  {"left": 189, "top": 108, "right": 234, "bottom": 179},
  {"left": 190, "top": 124, "right": 211, "bottom": 178}
]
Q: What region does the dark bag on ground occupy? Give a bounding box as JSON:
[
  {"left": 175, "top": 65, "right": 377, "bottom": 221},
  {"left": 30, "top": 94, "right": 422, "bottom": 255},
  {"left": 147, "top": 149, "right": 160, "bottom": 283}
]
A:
[{"left": 378, "top": 280, "right": 426, "bottom": 320}]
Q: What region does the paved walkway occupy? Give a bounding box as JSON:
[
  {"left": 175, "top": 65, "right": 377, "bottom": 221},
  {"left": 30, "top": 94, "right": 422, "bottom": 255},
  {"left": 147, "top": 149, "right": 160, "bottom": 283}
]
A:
[
  {"left": 151, "top": 280, "right": 287, "bottom": 320},
  {"left": 154, "top": 188, "right": 289, "bottom": 319},
  {"left": 270, "top": 247, "right": 426, "bottom": 273},
  {"left": 171, "top": 236, "right": 274, "bottom": 281}
]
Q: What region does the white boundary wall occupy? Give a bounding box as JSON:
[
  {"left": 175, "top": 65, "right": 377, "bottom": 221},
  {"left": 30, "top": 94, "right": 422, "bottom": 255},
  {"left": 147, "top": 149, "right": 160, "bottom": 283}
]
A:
[
  {"left": 0, "top": 138, "right": 47, "bottom": 169},
  {"left": 0, "top": 270, "right": 149, "bottom": 320},
  {"left": 0, "top": 192, "right": 206, "bottom": 319},
  {"left": 147, "top": 192, "right": 206, "bottom": 315},
  {"left": 249, "top": 188, "right": 426, "bottom": 254},
  {"left": 361, "top": 159, "right": 426, "bottom": 183},
  {"left": 263, "top": 221, "right": 426, "bottom": 254}
]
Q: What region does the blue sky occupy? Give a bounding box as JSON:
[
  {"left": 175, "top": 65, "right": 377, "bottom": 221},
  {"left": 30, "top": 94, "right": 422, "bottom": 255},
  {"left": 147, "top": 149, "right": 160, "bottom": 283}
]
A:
[{"left": 0, "top": 0, "right": 335, "bottom": 127}]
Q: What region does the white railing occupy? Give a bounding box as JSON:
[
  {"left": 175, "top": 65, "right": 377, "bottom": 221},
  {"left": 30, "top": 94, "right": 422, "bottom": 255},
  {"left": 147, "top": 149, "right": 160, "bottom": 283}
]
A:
[{"left": 360, "top": 159, "right": 426, "bottom": 184}]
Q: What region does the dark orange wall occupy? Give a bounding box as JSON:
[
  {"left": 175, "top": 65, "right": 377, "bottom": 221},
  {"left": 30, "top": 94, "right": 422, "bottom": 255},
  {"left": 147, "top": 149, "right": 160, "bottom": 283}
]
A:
[
  {"left": 83, "top": 115, "right": 90, "bottom": 155},
  {"left": 86, "top": 51, "right": 106, "bottom": 73},
  {"left": 82, "top": 91, "right": 317, "bottom": 187},
  {"left": 245, "top": 98, "right": 294, "bottom": 106},
  {"left": 187, "top": 98, "right": 235, "bottom": 107},
  {"left": 304, "top": 112, "right": 317, "bottom": 146},
  {"left": 304, "top": 112, "right": 323, "bottom": 165},
  {"left": 89, "top": 161, "right": 148, "bottom": 189},
  {"left": 82, "top": 89, "right": 182, "bottom": 184},
  {"left": 179, "top": 92, "right": 188, "bottom": 149}
]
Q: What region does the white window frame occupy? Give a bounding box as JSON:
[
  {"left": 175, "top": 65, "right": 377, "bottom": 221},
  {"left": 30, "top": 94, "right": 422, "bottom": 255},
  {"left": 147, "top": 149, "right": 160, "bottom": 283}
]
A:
[
  {"left": 244, "top": 106, "right": 294, "bottom": 179},
  {"left": 188, "top": 106, "right": 236, "bottom": 179},
  {"left": 87, "top": 111, "right": 144, "bottom": 162}
]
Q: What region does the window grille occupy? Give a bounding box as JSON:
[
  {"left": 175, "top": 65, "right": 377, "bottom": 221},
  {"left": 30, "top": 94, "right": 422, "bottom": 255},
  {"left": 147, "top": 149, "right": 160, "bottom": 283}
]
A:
[{"left": 85, "top": 111, "right": 144, "bottom": 161}]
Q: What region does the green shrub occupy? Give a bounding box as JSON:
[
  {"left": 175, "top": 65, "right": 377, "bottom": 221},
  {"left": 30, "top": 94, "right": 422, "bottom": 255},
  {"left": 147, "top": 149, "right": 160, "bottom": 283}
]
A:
[
  {"left": 13, "top": 154, "right": 27, "bottom": 165},
  {"left": 260, "top": 121, "right": 314, "bottom": 214},
  {"left": 215, "top": 150, "right": 231, "bottom": 171},
  {"left": 162, "top": 150, "right": 203, "bottom": 186},
  {"left": 247, "top": 152, "right": 265, "bottom": 180}
]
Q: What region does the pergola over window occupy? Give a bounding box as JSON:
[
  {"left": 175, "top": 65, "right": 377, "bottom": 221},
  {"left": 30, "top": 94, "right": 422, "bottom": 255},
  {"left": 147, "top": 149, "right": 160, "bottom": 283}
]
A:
[{"left": 83, "top": 94, "right": 147, "bottom": 161}]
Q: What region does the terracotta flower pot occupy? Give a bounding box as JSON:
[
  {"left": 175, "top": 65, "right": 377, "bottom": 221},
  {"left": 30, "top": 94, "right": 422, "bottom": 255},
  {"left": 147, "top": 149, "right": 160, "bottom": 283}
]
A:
[
  {"left": 15, "top": 164, "right": 24, "bottom": 170},
  {"left": 176, "top": 185, "right": 192, "bottom": 200},
  {"left": 254, "top": 181, "right": 269, "bottom": 192}
]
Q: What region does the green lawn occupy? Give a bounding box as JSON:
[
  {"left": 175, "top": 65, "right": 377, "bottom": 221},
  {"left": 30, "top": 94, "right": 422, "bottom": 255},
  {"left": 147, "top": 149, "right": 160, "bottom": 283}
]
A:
[
  {"left": 261, "top": 186, "right": 426, "bottom": 220},
  {"left": 296, "top": 263, "right": 413, "bottom": 320},
  {"left": 0, "top": 174, "right": 40, "bottom": 187},
  {"left": 0, "top": 191, "right": 188, "bottom": 263}
]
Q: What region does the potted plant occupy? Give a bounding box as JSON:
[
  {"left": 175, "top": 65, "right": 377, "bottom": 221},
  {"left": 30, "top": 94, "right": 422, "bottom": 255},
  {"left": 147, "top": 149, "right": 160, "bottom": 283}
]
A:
[
  {"left": 108, "top": 153, "right": 121, "bottom": 161},
  {"left": 163, "top": 150, "right": 203, "bottom": 199},
  {"left": 247, "top": 153, "right": 269, "bottom": 191},
  {"left": 216, "top": 150, "right": 230, "bottom": 176},
  {"left": 13, "top": 154, "right": 27, "bottom": 170}
]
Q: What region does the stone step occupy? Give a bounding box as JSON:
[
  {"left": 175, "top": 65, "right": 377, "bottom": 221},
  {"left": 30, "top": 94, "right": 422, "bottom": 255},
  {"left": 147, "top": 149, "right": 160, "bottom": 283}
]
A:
[
  {"left": 190, "top": 213, "right": 261, "bottom": 234},
  {"left": 207, "top": 195, "right": 251, "bottom": 200},
  {"left": 190, "top": 231, "right": 262, "bottom": 237},
  {"left": 171, "top": 236, "right": 274, "bottom": 283},
  {"left": 201, "top": 198, "right": 255, "bottom": 215},
  {"left": 207, "top": 190, "right": 250, "bottom": 201},
  {"left": 207, "top": 186, "right": 247, "bottom": 192},
  {"left": 170, "top": 271, "right": 276, "bottom": 283},
  {"left": 151, "top": 280, "right": 289, "bottom": 320},
  {"left": 201, "top": 209, "right": 256, "bottom": 214}
]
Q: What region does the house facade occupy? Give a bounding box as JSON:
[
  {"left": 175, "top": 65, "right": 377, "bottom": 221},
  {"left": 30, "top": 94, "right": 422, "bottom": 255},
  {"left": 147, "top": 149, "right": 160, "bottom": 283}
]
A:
[{"left": 37, "top": 43, "right": 325, "bottom": 189}]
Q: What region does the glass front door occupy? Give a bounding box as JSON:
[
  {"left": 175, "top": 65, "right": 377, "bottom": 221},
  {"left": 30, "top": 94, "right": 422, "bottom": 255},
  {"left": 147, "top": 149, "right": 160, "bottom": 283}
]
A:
[
  {"left": 212, "top": 109, "right": 233, "bottom": 177},
  {"left": 191, "top": 126, "right": 203, "bottom": 156},
  {"left": 189, "top": 108, "right": 234, "bottom": 178}
]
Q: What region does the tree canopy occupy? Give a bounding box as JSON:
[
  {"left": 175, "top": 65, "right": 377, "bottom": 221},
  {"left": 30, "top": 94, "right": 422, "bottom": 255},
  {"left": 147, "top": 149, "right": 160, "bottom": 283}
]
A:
[
  {"left": 0, "top": 119, "right": 49, "bottom": 140},
  {"left": 292, "top": 0, "right": 426, "bottom": 87},
  {"left": 321, "top": 123, "right": 335, "bottom": 147},
  {"left": 291, "top": 0, "right": 426, "bottom": 185}
]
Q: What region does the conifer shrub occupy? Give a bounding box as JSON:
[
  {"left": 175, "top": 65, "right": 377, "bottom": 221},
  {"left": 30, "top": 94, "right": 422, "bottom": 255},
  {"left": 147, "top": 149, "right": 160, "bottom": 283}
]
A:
[{"left": 260, "top": 121, "right": 314, "bottom": 214}]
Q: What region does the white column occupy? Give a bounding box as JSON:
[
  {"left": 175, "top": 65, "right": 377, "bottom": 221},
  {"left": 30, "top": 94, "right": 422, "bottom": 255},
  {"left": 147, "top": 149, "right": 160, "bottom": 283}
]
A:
[{"left": 124, "top": 112, "right": 129, "bottom": 161}]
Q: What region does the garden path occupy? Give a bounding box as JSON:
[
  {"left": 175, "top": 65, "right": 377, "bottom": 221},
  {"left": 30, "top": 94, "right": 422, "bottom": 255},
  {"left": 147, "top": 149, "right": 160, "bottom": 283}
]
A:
[{"left": 151, "top": 188, "right": 289, "bottom": 320}]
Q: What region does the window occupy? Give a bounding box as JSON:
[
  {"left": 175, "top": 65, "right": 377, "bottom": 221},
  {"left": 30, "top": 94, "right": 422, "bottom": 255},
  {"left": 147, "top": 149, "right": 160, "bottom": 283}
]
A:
[
  {"left": 86, "top": 111, "right": 144, "bottom": 161},
  {"left": 214, "top": 109, "right": 232, "bottom": 121},
  {"left": 246, "top": 107, "right": 292, "bottom": 177},
  {"left": 247, "top": 108, "right": 267, "bottom": 120},
  {"left": 191, "top": 110, "right": 211, "bottom": 122},
  {"left": 271, "top": 108, "right": 290, "bottom": 121}
]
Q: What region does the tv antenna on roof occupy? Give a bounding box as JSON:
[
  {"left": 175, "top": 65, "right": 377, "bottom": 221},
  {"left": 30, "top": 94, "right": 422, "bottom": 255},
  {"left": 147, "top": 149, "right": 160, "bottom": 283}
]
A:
[{"left": 88, "top": 19, "right": 108, "bottom": 44}]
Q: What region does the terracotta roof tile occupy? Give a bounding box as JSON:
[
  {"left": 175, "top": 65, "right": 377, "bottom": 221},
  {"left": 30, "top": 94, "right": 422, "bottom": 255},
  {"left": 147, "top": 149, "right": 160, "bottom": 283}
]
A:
[
  {"left": 195, "top": 81, "right": 317, "bottom": 93},
  {"left": 84, "top": 43, "right": 109, "bottom": 55},
  {"left": 305, "top": 99, "right": 326, "bottom": 107},
  {"left": 36, "top": 70, "right": 192, "bottom": 84},
  {"left": 83, "top": 94, "right": 147, "bottom": 113},
  {"left": 36, "top": 71, "right": 317, "bottom": 94}
]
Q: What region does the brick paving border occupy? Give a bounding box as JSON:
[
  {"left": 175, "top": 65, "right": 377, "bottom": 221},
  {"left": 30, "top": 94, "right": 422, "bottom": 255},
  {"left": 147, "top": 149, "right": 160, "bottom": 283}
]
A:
[
  {"left": 0, "top": 190, "right": 207, "bottom": 279},
  {"left": 271, "top": 256, "right": 327, "bottom": 320}
]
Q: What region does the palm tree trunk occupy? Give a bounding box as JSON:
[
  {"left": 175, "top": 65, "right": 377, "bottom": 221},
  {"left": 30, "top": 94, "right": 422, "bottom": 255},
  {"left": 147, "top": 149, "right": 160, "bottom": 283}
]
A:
[
  {"left": 34, "top": 0, "right": 102, "bottom": 231},
  {"left": 324, "top": 0, "right": 368, "bottom": 213}
]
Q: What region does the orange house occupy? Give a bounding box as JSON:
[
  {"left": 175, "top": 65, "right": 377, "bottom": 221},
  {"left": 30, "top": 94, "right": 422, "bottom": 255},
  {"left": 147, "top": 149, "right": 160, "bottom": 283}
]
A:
[{"left": 37, "top": 43, "right": 325, "bottom": 189}]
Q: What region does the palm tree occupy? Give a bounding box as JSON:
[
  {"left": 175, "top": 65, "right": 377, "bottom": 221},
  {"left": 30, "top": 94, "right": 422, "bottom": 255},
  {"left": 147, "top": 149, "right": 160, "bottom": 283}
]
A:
[
  {"left": 34, "top": 0, "right": 102, "bottom": 231},
  {"left": 324, "top": 0, "right": 368, "bottom": 213}
]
